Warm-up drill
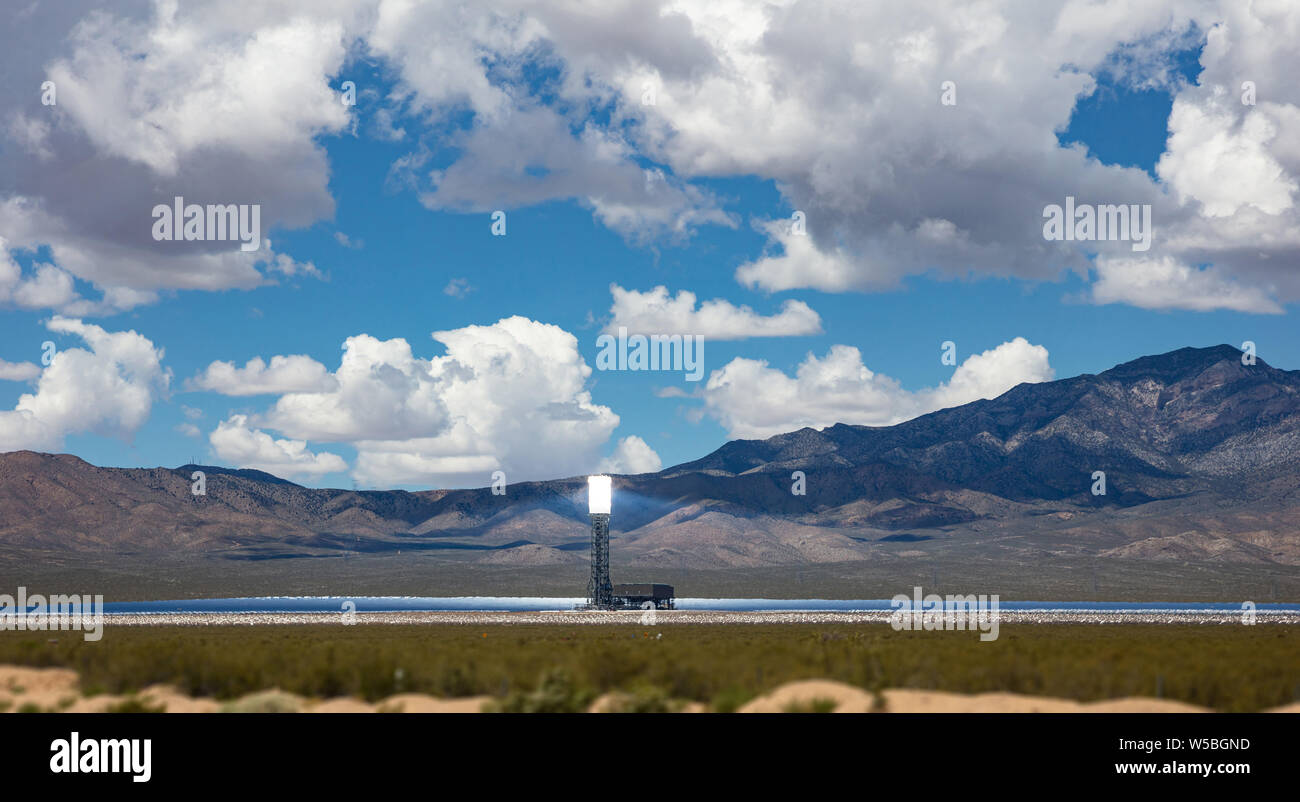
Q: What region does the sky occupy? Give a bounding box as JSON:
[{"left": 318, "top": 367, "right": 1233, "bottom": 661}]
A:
[{"left": 0, "top": 0, "right": 1298, "bottom": 490}]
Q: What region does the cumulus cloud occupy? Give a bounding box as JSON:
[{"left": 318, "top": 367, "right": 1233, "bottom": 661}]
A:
[
  {"left": 606, "top": 284, "right": 821, "bottom": 339},
  {"left": 47, "top": 9, "right": 350, "bottom": 176},
  {"left": 735, "top": 220, "right": 865, "bottom": 293},
  {"left": 539, "top": 0, "right": 1299, "bottom": 310},
  {"left": 369, "top": 0, "right": 1300, "bottom": 310},
  {"left": 703, "top": 338, "right": 1054, "bottom": 439},
  {"left": 1159, "top": 97, "right": 1297, "bottom": 218},
  {"left": 366, "top": 2, "right": 734, "bottom": 242},
  {"left": 0, "top": 3, "right": 350, "bottom": 312},
  {"left": 414, "top": 108, "right": 734, "bottom": 242},
  {"left": 209, "top": 415, "right": 347, "bottom": 479},
  {"left": 1090, "top": 254, "right": 1283, "bottom": 314},
  {"left": 0, "top": 317, "right": 169, "bottom": 452},
  {"left": 936, "top": 338, "right": 1055, "bottom": 408},
  {"left": 187, "top": 355, "right": 337, "bottom": 396},
  {"left": 0, "top": 193, "right": 315, "bottom": 315},
  {"left": 221, "top": 316, "right": 624, "bottom": 487},
  {"left": 7, "top": 1, "right": 1300, "bottom": 318},
  {"left": 0, "top": 238, "right": 86, "bottom": 314},
  {"left": 0, "top": 360, "right": 41, "bottom": 382},
  {"left": 598, "top": 0, "right": 1136, "bottom": 289},
  {"left": 598, "top": 435, "right": 663, "bottom": 475},
  {"left": 262, "top": 334, "right": 450, "bottom": 443}
]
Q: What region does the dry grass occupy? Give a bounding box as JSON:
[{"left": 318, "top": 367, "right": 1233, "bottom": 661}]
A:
[{"left": 1, "top": 622, "right": 1298, "bottom": 712}]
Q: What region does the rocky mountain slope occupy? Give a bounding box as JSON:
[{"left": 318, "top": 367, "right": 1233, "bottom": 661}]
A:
[{"left": 2, "top": 345, "right": 1298, "bottom": 568}]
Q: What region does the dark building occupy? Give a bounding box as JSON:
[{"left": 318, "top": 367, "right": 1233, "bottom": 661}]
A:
[
  {"left": 612, "top": 583, "right": 675, "bottom": 610},
  {"left": 587, "top": 511, "right": 612, "bottom": 607}
]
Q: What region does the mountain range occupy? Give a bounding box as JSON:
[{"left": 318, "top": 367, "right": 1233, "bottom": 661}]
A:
[{"left": 2, "top": 344, "right": 1299, "bottom": 570}]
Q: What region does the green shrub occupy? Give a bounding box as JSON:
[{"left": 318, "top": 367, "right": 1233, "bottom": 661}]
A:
[
  {"left": 710, "top": 687, "right": 754, "bottom": 713},
  {"left": 610, "top": 686, "right": 672, "bottom": 714},
  {"left": 782, "top": 697, "right": 838, "bottom": 713},
  {"left": 496, "top": 669, "right": 591, "bottom": 713},
  {"left": 106, "top": 696, "right": 165, "bottom": 714},
  {"left": 0, "top": 622, "right": 1296, "bottom": 712}
]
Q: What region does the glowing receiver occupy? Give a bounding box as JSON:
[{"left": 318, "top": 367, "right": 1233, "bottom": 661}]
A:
[{"left": 587, "top": 475, "right": 612, "bottom": 515}]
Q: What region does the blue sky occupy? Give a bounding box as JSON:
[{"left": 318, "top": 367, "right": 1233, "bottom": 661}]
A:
[{"left": 1, "top": 2, "right": 1297, "bottom": 489}]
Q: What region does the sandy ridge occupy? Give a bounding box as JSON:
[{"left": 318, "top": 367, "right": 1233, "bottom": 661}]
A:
[{"left": 3, "top": 666, "right": 1297, "bottom": 714}]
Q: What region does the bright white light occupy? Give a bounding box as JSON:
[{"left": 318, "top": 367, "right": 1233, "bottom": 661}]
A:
[{"left": 588, "top": 475, "right": 611, "bottom": 514}]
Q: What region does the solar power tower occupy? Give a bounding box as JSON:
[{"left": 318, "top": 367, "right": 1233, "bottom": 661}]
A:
[{"left": 586, "top": 475, "right": 613, "bottom": 608}]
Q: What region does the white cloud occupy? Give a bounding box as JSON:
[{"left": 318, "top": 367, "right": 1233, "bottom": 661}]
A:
[
  {"left": 6, "top": 0, "right": 1300, "bottom": 316},
  {"left": 606, "top": 283, "right": 821, "bottom": 339},
  {"left": 598, "top": 435, "right": 663, "bottom": 474},
  {"left": 188, "top": 355, "right": 337, "bottom": 396},
  {"left": 0, "top": 360, "right": 40, "bottom": 382},
  {"left": 936, "top": 338, "right": 1055, "bottom": 408},
  {"left": 414, "top": 107, "right": 734, "bottom": 242},
  {"left": 0, "top": 238, "right": 88, "bottom": 314},
  {"left": 352, "top": 317, "right": 621, "bottom": 486},
  {"left": 735, "top": 219, "right": 865, "bottom": 293},
  {"left": 264, "top": 249, "right": 321, "bottom": 279},
  {"left": 443, "top": 277, "right": 473, "bottom": 299},
  {"left": 0, "top": 317, "right": 169, "bottom": 452},
  {"left": 1090, "top": 254, "right": 1283, "bottom": 314},
  {"left": 543, "top": 0, "right": 1300, "bottom": 310},
  {"left": 263, "top": 334, "right": 449, "bottom": 443},
  {"left": 231, "top": 316, "right": 623, "bottom": 487},
  {"left": 0, "top": 202, "right": 311, "bottom": 314},
  {"left": 0, "top": 3, "right": 350, "bottom": 311},
  {"left": 360, "top": 2, "right": 734, "bottom": 241},
  {"left": 595, "top": 0, "right": 1135, "bottom": 289},
  {"left": 369, "top": 107, "right": 406, "bottom": 142},
  {"left": 333, "top": 231, "right": 363, "bottom": 249},
  {"left": 46, "top": 9, "right": 351, "bottom": 176},
  {"left": 703, "top": 338, "right": 1054, "bottom": 439},
  {"left": 1159, "top": 97, "right": 1297, "bottom": 218},
  {"left": 7, "top": 113, "right": 53, "bottom": 161},
  {"left": 10, "top": 263, "right": 78, "bottom": 309},
  {"left": 209, "top": 415, "right": 347, "bottom": 479}
]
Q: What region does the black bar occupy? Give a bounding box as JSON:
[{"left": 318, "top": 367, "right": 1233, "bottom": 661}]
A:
[{"left": 9, "top": 713, "right": 1289, "bottom": 790}]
